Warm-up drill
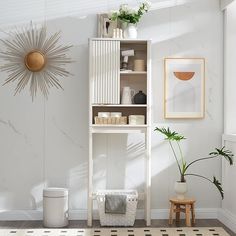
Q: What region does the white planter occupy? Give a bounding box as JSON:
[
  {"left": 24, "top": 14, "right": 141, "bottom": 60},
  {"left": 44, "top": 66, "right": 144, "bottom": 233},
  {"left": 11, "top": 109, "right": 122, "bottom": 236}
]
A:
[
  {"left": 174, "top": 181, "right": 187, "bottom": 200},
  {"left": 123, "top": 23, "right": 138, "bottom": 39}
]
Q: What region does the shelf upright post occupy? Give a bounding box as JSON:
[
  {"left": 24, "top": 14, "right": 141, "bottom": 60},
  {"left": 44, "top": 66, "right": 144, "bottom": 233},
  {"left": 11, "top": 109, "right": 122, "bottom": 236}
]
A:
[
  {"left": 145, "top": 127, "right": 151, "bottom": 226},
  {"left": 145, "top": 40, "right": 152, "bottom": 226},
  {"left": 88, "top": 130, "right": 93, "bottom": 226},
  {"left": 88, "top": 39, "right": 93, "bottom": 226}
]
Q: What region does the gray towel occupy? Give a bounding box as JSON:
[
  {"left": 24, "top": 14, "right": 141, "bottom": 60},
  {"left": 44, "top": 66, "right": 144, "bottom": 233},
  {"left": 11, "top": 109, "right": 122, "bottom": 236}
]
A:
[{"left": 105, "top": 194, "right": 127, "bottom": 214}]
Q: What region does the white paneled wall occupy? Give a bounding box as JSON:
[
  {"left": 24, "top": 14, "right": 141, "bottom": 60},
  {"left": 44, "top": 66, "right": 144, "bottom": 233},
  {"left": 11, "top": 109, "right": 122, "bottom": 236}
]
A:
[
  {"left": 224, "top": 1, "right": 236, "bottom": 134},
  {"left": 220, "top": 137, "right": 236, "bottom": 233},
  {"left": 220, "top": 1, "right": 236, "bottom": 232}
]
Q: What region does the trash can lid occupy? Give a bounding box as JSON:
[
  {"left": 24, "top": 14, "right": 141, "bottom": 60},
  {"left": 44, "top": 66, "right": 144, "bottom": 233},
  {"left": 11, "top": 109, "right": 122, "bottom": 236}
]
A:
[{"left": 43, "top": 188, "right": 68, "bottom": 197}]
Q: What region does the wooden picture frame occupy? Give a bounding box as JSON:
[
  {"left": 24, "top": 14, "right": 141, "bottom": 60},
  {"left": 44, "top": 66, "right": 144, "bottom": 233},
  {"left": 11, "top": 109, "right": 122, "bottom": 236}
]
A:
[
  {"left": 97, "top": 13, "right": 118, "bottom": 38},
  {"left": 164, "top": 58, "right": 205, "bottom": 119}
]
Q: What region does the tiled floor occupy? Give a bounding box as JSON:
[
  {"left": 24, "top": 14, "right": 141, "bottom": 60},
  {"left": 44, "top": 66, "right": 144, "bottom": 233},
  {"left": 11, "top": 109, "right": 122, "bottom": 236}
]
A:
[
  {"left": 0, "top": 220, "right": 234, "bottom": 235},
  {"left": 0, "top": 227, "right": 230, "bottom": 236}
]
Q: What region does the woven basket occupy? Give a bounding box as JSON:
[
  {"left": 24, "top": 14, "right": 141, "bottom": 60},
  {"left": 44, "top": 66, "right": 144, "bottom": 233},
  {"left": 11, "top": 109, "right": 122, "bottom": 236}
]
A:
[
  {"left": 94, "top": 116, "right": 127, "bottom": 125},
  {"left": 96, "top": 190, "right": 138, "bottom": 226}
]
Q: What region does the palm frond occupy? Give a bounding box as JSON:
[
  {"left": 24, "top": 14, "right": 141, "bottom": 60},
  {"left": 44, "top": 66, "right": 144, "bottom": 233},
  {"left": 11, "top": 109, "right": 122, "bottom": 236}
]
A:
[
  {"left": 209, "top": 146, "right": 234, "bottom": 165},
  {"left": 213, "top": 176, "right": 224, "bottom": 199},
  {"left": 154, "top": 127, "right": 185, "bottom": 141},
  {"left": 185, "top": 174, "right": 224, "bottom": 200}
]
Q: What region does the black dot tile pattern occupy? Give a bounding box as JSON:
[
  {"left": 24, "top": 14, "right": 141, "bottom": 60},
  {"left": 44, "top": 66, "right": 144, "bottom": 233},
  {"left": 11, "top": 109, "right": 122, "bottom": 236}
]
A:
[{"left": 0, "top": 227, "right": 230, "bottom": 236}]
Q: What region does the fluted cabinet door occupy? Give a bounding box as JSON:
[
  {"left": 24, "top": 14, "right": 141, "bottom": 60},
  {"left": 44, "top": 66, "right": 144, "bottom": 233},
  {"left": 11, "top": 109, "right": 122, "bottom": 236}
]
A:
[{"left": 91, "top": 40, "right": 120, "bottom": 104}]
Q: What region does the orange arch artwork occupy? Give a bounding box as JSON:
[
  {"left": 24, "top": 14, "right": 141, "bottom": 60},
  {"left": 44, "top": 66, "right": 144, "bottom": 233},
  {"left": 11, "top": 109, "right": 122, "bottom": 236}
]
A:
[{"left": 173, "top": 72, "right": 195, "bottom": 81}]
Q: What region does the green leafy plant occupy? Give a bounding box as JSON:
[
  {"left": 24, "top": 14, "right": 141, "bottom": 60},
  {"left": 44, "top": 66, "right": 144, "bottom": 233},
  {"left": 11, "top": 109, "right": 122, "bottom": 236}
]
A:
[
  {"left": 155, "top": 127, "right": 234, "bottom": 199},
  {"left": 110, "top": 1, "right": 151, "bottom": 24}
]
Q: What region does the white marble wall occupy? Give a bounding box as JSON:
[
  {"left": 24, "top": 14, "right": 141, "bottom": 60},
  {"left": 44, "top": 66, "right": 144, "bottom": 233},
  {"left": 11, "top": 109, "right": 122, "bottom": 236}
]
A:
[{"left": 0, "top": 0, "right": 223, "bottom": 217}]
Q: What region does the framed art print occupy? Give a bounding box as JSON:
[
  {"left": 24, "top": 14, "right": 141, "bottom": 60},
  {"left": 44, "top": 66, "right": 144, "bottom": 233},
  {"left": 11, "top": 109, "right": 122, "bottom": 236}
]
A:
[
  {"left": 164, "top": 58, "right": 205, "bottom": 118},
  {"left": 97, "top": 14, "right": 118, "bottom": 38}
]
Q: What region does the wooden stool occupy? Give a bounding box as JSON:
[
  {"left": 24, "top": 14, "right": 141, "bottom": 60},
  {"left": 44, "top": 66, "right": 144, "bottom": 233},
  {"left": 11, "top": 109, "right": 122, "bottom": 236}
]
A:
[{"left": 169, "top": 198, "right": 196, "bottom": 227}]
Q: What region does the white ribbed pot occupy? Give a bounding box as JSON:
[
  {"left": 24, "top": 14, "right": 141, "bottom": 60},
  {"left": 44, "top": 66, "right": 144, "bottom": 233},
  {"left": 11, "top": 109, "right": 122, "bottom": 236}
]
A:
[
  {"left": 123, "top": 23, "right": 138, "bottom": 39},
  {"left": 174, "top": 181, "right": 187, "bottom": 200}
]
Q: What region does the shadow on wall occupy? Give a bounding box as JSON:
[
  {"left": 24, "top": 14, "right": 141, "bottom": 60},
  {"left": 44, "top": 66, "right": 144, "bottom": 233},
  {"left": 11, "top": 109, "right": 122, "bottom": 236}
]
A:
[
  {"left": 0, "top": 0, "right": 223, "bottom": 212},
  {"left": 138, "top": 3, "right": 220, "bottom": 123},
  {"left": 0, "top": 0, "right": 192, "bottom": 30}
]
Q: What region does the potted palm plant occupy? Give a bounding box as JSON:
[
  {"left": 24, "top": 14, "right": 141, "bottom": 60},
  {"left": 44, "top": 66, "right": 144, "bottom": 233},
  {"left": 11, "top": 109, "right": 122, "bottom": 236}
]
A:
[
  {"left": 110, "top": 1, "right": 151, "bottom": 39},
  {"left": 155, "top": 127, "right": 234, "bottom": 200}
]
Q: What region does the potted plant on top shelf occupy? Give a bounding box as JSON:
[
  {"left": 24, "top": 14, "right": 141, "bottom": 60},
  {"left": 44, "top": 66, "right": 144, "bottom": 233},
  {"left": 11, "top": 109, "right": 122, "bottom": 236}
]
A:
[
  {"left": 155, "top": 127, "right": 234, "bottom": 200},
  {"left": 110, "top": 1, "right": 151, "bottom": 39}
]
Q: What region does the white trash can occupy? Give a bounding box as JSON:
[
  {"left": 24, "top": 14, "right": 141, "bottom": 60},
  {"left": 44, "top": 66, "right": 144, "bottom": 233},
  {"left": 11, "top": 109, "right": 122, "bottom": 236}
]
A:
[{"left": 43, "top": 188, "right": 69, "bottom": 227}]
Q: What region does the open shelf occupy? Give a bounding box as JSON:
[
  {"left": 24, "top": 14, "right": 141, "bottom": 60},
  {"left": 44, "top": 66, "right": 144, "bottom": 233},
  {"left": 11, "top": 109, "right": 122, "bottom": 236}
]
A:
[
  {"left": 120, "top": 74, "right": 147, "bottom": 95},
  {"left": 92, "top": 106, "right": 147, "bottom": 125}
]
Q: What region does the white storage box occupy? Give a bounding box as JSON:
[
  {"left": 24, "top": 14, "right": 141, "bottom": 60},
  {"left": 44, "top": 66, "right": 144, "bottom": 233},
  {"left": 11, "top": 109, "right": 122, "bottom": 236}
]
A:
[
  {"left": 43, "top": 188, "right": 69, "bottom": 228},
  {"left": 96, "top": 190, "right": 138, "bottom": 226}
]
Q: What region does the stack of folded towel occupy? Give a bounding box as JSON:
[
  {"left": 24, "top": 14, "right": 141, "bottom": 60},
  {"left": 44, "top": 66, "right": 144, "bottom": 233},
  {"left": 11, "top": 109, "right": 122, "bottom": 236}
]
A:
[{"left": 105, "top": 194, "right": 127, "bottom": 214}]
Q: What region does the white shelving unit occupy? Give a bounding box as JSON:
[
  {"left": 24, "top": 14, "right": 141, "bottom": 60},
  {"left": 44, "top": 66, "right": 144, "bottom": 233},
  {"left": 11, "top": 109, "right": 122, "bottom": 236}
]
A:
[{"left": 88, "top": 38, "right": 151, "bottom": 226}]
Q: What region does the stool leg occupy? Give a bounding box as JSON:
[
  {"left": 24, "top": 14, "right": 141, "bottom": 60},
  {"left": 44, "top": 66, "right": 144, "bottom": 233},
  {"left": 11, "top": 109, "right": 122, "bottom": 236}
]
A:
[
  {"left": 185, "top": 204, "right": 191, "bottom": 227},
  {"left": 169, "top": 203, "right": 174, "bottom": 225},
  {"left": 176, "top": 204, "right": 180, "bottom": 224},
  {"left": 191, "top": 203, "right": 195, "bottom": 225}
]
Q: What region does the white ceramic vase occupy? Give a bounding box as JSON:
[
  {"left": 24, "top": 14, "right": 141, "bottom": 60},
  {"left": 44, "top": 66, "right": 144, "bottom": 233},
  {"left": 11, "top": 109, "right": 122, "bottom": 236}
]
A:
[
  {"left": 174, "top": 181, "right": 187, "bottom": 200},
  {"left": 123, "top": 23, "right": 138, "bottom": 39},
  {"left": 121, "top": 86, "right": 135, "bottom": 104}
]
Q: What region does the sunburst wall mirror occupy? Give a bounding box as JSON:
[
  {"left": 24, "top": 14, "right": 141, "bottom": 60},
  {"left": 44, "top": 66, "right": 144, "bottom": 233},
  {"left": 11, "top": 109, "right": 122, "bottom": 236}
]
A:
[{"left": 0, "top": 22, "right": 73, "bottom": 100}]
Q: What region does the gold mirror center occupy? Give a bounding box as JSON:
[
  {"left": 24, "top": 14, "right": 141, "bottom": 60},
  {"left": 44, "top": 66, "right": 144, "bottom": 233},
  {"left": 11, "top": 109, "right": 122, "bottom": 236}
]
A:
[{"left": 25, "top": 51, "right": 45, "bottom": 72}]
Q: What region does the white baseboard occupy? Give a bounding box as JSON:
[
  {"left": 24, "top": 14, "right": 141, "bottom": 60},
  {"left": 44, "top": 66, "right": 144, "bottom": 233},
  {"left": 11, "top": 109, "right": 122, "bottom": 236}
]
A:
[
  {"left": 0, "top": 208, "right": 218, "bottom": 221},
  {"left": 218, "top": 208, "right": 236, "bottom": 233},
  {"left": 0, "top": 210, "right": 42, "bottom": 221},
  {"left": 2, "top": 208, "right": 235, "bottom": 233}
]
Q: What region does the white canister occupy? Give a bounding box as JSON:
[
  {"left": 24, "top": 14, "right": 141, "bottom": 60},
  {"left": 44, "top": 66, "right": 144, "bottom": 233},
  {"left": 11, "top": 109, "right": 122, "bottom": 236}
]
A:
[
  {"left": 98, "top": 112, "right": 110, "bottom": 118},
  {"left": 129, "top": 115, "right": 145, "bottom": 125},
  {"left": 134, "top": 59, "right": 145, "bottom": 71},
  {"left": 43, "top": 188, "right": 69, "bottom": 227}
]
